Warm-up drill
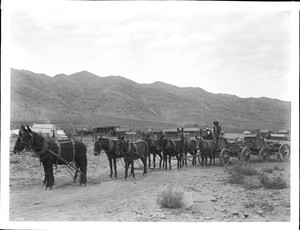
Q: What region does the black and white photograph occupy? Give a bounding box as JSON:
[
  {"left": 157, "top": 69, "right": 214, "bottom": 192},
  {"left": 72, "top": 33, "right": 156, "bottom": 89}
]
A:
[{"left": 1, "top": 0, "right": 299, "bottom": 229}]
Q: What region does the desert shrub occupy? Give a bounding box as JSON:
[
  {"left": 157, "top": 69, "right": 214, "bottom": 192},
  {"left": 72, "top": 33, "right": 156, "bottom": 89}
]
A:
[
  {"left": 274, "top": 165, "right": 285, "bottom": 171},
  {"left": 228, "top": 170, "right": 244, "bottom": 184},
  {"left": 10, "top": 158, "right": 20, "bottom": 164},
  {"left": 261, "top": 167, "right": 274, "bottom": 173},
  {"left": 226, "top": 163, "right": 258, "bottom": 184},
  {"left": 259, "top": 173, "right": 287, "bottom": 189},
  {"left": 240, "top": 166, "right": 259, "bottom": 176},
  {"left": 244, "top": 182, "right": 263, "bottom": 190},
  {"left": 157, "top": 185, "right": 185, "bottom": 209}
]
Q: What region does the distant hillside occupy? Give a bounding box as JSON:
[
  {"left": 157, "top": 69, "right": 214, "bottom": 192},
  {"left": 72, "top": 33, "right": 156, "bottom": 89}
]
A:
[{"left": 10, "top": 68, "right": 291, "bottom": 132}]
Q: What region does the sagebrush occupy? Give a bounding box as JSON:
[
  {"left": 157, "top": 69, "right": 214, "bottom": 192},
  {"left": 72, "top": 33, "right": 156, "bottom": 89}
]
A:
[
  {"left": 156, "top": 185, "right": 185, "bottom": 209},
  {"left": 226, "top": 163, "right": 258, "bottom": 184},
  {"left": 259, "top": 173, "right": 287, "bottom": 189}
]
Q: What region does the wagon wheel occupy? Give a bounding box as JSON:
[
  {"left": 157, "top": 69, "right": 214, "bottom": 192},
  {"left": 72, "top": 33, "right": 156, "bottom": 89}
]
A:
[
  {"left": 240, "top": 147, "right": 251, "bottom": 165},
  {"left": 259, "top": 147, "right": 270, "bottom": 163},
  {"left": 220, "top": 148, "right": 230, "bottom": 166},
  {"left": 278, "top": 143, "right": 290, "bottom": 162}
]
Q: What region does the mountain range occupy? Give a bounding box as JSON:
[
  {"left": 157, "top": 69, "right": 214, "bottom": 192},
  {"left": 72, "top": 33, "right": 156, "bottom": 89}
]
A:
[{"left": 10, "top": 68, "right": 291, "bottom": 132}]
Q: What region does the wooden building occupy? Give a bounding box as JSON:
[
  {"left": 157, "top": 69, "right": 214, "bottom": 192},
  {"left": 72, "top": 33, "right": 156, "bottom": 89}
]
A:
[
  {"left": 32, "top": 124, "right": 57, "bottom": 138},
  {"left": 183, "top": 127, "right": 202, "bottom": 138},
  {"left": 268, "top": 134, "right": 288, "bottom": 140},
  {"left": 92, "top": 126, "right": 120, "bottom": 136},
  {"left": 277, "top": 130, "right": 290, "bottom": 136},
  {"left": 163, "top": 128, "right": 179, "bottom": 139}
]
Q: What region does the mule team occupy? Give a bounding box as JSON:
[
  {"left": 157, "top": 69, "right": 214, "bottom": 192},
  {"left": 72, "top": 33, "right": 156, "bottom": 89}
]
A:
[{"left": 13, "top": 123, "right": 222, "bottom": 190}]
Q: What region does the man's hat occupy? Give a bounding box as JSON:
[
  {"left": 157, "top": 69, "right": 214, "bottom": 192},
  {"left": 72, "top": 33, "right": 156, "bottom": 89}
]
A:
[{"left": 213, "top": 121, "right": 219, "bottom": 126}]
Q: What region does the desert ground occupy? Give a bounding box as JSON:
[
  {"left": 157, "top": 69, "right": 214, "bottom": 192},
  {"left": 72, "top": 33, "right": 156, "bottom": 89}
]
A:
[{"left": 9, "top": 135, "right": 290, "bottom": 222}]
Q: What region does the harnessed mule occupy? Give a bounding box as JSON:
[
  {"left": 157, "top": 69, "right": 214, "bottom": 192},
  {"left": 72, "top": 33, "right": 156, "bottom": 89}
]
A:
[
  {"left": 157, "top": 135, "right": 183, "bottom": 170},
  {"left": 183, "top": 138, "right": 199, "bottom": 166},
  {"left": 142, "top": 134, "right": 163, "bottom": 169},
  {"left": 115, "top": 137, "right": 149, "bottom": 179},
  {"left": 18, "top": 125, "right": 87, "bottom": 189},
  {"left": 94, "top": 136, "right": 126, "bottom": 178},
  {"left": 198, "top": 139, "right": 217, "bottom": 166}
]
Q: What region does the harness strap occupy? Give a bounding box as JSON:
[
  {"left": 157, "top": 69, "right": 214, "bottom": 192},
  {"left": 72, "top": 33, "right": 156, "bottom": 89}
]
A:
[
  {"left": 169, "top": 139, "right": 176, "bottom": 154},
  {"left": 127, "top": 141, "right": 131, "bottom": 153},
  {"left": 109, "top": 139, "right": 114, "bottom": 151},
  {"left": 166, "top": 138, "right": 170, "bottom": 149},
  {"left": 54, "top": 139, "right": 62, "bottom": 171},
  {"left": 71, "top": 139, "right": 75, "bottom": 166},
  {"left": 133, "top": 143, "right": 138, "bottom": 156}
]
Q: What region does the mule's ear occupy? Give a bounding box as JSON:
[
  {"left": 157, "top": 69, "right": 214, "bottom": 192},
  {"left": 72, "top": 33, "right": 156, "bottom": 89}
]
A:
[
  {"left": 177, "top": 128, "right": 180, "bottom": 132},
  {"left": 26, "top": 125, "right": 32, "bottom": 133},
  {"left": 121, "top": 136, "right": 125, "bottom": 141},
  {"left": 181, "top": 128, "right": 184, "bottom": 132},
  {"left": 20, "top": 125, "right": 26, "bottom": 135}
]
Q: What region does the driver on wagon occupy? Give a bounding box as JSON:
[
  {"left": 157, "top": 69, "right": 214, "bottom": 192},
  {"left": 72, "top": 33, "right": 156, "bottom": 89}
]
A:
[{"left": 212, "top": 121, "right": 221, "bottom": 142}]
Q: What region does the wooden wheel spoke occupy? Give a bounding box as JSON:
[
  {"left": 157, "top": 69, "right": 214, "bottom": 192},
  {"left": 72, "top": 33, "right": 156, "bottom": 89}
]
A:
[
  {"left": 279, "top": 143, "right": 290, "bottom": 162},
  {"left": 259, "top": 147, "right": 269, "bottom": 163},
  {"left": 220, "top": 148, "right": 230, "bottom": 166}
]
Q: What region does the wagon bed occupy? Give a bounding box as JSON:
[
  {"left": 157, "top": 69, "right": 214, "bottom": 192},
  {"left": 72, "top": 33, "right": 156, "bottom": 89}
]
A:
[{"left": 243, "top": 134, "right": 290, "bottom": 163}]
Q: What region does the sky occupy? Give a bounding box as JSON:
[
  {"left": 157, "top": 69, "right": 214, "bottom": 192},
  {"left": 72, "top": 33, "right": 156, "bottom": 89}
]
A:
[{"left": 7, "top": 2, "right": 294, "bottom": 101}]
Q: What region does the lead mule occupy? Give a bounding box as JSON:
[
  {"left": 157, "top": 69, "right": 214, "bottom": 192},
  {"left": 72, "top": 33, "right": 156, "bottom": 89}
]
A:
[{"left": 18, "top": 125, "right": 87, "bottom": 189}]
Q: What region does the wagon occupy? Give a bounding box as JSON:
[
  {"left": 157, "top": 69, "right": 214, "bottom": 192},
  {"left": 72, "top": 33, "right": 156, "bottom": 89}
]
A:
[
  {"left": 194, "top": 137, "right": 251, "bottom": 167},
  {"left": 217, "top": 137, "right": 251, "bottom": 166},
  {"left": 243, "top": 134, "right": 290, "bottom": 163}
]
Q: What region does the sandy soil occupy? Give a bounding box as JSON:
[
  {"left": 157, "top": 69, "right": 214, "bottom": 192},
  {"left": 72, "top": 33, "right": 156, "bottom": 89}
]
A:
[{"left": 9, "top": 136, "right": 290, "bottom": 222}]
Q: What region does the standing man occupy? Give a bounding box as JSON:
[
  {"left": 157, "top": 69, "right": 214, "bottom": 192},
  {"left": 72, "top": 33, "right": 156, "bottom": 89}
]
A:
[{"left": 212, "top": 121, "right": 221, "bottom": 142}]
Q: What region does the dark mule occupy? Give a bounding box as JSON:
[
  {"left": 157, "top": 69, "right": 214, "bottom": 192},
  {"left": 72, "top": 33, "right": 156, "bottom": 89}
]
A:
[
  {"left": 157, "top": 135, "right": 183, "bottom": 170},
  {"left": 115, "top": 137, "right": 149, "bottom": 179},
  {"left": 93, "top": 136, "right": 123, "bottom": 178},
  {"left": 177, "top": 128, "right": 199, "bottom": 167},
  {"left": 13, "top": 133, "right": 80, "bottom": 185},
  {"left": 183, "top": 138, "right": 199, "bottom": 166},
  {"left": 13, "top": 133, "right": 32, "bottom": 154},
  {"left": 142, "top": 134, "right": 163, "bottom": 169},
  {"left": 198, "top": 139, "right": 217, "bottom": 166},
  {"left": 18, "top": 125, "right": 87, "bottom": 189}
]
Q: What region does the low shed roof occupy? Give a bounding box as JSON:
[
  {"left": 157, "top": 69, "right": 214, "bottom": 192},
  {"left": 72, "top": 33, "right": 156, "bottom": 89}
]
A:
[{"left": 32, "top": 124, "right": 56, "bottom": 129}]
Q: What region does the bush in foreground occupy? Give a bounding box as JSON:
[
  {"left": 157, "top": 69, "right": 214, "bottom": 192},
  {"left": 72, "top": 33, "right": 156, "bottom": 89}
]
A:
[
  {"left": 259, "top": 173, "right": 287, "bottom": 189},
  {"left": 157, "top": 185, "right": 189, "bottom": 209},
  {"left": 226, "top": 163, "right": 258, "bottom": 184},
  {"left": 261, "top": 167, "right": 274, "bottom": 173},
  {"left": 274, "top": 165, "right": 285, "bottom": 171}
]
